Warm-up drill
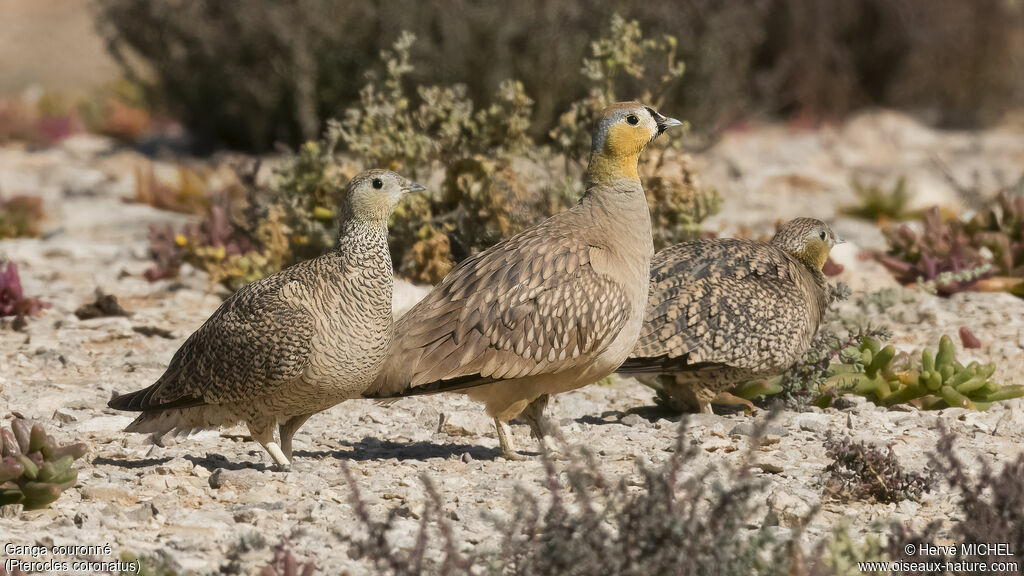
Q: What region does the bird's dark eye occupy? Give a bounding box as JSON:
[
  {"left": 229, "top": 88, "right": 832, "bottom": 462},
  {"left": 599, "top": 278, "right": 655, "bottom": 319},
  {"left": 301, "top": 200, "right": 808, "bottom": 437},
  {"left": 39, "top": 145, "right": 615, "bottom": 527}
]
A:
[
  {"left": 626, "top": 114, "right": 640, "bottom": 126},
  {"left": 372, "top": 178, "right": 383, "bottom": 189},
  {"left": 819, "top": 231, "right": 827, "bottom": 240}
]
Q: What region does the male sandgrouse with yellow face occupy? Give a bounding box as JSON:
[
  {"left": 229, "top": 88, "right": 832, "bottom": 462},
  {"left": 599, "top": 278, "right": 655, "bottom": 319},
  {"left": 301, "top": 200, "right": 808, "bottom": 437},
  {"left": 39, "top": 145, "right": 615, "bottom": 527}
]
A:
[
  {"left": 366, "top": 102, "right": 683, "bottom": 458},
  {"left": 619, "top": 218, "right": 840, "bottom": 414},
  {"left": 109, "top": 170, "right": 424, "bottom": 467}
]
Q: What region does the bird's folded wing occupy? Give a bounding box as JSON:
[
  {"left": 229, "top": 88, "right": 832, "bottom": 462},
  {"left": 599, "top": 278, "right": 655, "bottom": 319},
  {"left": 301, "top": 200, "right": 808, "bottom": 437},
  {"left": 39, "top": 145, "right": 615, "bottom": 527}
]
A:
[
  {"left": 368, "top": 228, "right": 631, "bottom": 398},
  {"left": 110, "top": 274, "right": 316, "bottom": 411},
  {"left": 627, "top": 240, "right": 809, "bottom": 371}
]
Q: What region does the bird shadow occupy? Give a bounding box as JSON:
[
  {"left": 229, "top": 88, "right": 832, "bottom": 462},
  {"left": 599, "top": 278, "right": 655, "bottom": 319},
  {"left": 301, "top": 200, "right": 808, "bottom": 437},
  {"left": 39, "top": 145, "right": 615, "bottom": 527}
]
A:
[
  {"left": 185, "top": 453, "right": 274, "bottom": 472},
  {"left": 92, "top": 456, "right": 173, "bottom": 469},
  {"left": 297, "top": 436, "right": 502, "bottom": 462},
  {"left": 575, "top": 405, "right": 680, "bottom": 427}
]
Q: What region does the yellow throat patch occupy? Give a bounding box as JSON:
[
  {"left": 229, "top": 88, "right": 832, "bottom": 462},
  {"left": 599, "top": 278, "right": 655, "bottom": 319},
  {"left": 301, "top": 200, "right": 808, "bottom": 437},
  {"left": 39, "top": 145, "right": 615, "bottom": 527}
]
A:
[
  {"left": 796, "top": 239, "right": 832, "bottom": 271},
  {"left": 586, "top": 122, "right": 649, "bottom": 185}
]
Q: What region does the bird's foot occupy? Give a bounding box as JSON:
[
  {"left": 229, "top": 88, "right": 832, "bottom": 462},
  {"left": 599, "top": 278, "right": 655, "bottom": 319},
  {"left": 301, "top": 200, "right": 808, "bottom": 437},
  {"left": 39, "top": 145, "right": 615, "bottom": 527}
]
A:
[
  {"left": 712, "top": 391, "right": 756, "bottom": 413},
  {"left": 501, "top": 449, "right": 529, "bottom": 462},
  {"left": 537, "top": 435, "right": 568, "bottom": 461},
  {"left": 494, "top": 418, "right": 528, "bottom": 461},
  {"left": 264, "top": 441, "right": 291, "bottom": 469}
]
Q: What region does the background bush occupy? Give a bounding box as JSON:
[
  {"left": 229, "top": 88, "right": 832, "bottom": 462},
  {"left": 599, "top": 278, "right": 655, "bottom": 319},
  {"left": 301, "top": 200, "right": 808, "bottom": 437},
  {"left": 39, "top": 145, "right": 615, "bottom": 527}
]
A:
[
  {"left": 143, "top": 20, "right": 721, "bottom": 287},
  {"left": 97, "top": 0, "right": 1024, "bottom": 152}
]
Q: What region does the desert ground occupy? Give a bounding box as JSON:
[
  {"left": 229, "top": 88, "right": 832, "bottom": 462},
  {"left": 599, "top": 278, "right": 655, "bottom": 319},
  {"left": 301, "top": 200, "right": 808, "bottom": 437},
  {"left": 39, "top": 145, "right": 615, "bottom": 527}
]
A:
[{"left": 1, "top": 110, "right": 1023, "bottom": 574}]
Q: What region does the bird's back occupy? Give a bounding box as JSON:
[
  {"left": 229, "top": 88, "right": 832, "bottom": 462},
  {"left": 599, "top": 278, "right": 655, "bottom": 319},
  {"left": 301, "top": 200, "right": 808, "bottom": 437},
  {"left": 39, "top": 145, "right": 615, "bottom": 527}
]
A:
[
  {"left": 111, "top": 245, "right": 392, "bottom": 413},
  {"left": 623, "top": 237, "right": 827, "bottom": 375}
]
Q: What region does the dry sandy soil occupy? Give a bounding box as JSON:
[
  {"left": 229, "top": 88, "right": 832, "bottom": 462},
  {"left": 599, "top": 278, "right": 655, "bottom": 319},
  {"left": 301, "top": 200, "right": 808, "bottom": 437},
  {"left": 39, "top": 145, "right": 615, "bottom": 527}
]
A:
[{"left": 0, "top": 111, "right": 1023, "bottom": 574}]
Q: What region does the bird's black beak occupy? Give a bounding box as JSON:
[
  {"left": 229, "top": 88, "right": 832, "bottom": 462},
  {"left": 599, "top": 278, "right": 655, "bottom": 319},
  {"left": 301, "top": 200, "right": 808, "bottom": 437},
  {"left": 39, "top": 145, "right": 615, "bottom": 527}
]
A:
[
  {"left": 404, "top": 181, "right": 427, "bottom": 194},
  {"left": 648, "top": 107, "right": 684, "bottom": 135}
]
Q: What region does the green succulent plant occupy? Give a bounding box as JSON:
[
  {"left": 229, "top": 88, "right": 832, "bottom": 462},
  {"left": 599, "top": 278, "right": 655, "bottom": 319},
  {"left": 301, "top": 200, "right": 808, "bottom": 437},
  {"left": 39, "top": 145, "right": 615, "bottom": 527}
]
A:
[
  {"left": 0, "top": 419, "right": 88, "bottom": 510},
  {"left": 843, "top": 176, "right": 914, "bottom": 222},
  {"left": 818, "top": 334, "right": 1024, "bottom": 410}
]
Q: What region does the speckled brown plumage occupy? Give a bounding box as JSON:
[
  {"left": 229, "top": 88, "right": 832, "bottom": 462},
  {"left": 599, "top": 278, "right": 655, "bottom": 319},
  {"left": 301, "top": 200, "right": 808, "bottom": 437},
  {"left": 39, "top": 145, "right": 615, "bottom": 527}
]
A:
[
  {"left": 366, "top": 102, "right": 684, "bottom": 458},
  {"left": 619, "top": 218, "right": 839, "bottom": 413},
  {"left": 109, "top": 170, "right": 423, "bottom": 466}
]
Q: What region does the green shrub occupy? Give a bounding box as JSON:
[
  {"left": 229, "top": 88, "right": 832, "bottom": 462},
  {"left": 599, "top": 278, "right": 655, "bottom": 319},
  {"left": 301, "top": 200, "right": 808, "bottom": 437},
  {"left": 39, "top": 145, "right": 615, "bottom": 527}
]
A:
[
  {"left": 145, "top": 20, "right": 719, "bottom": 289},
  {"left": 823, "top": 433, "right": 936, "bottom": 504},
  {"left": 334, "top": 33, "right": 554, "bottom": 279},
  {"left": 842, "top": 176, "right": 914, "bottom": 222},
  {"left": 0, "top": 195, "right": 44, "bottom": 239},
  {"left": 146, "top": 139, "right": 337, "bottom": 292}
]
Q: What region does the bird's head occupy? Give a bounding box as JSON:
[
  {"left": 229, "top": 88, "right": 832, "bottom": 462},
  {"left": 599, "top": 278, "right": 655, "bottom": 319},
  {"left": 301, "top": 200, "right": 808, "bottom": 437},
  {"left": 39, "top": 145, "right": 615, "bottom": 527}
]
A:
[
  {"left": 342, "top": 169, "right": 425, "bottom": 225},
  {"left": 770, "top": 218, "right": 842, "bottom": 271},
  {"left": 586, "top": 102, "right": 683, "bottom": 186}
]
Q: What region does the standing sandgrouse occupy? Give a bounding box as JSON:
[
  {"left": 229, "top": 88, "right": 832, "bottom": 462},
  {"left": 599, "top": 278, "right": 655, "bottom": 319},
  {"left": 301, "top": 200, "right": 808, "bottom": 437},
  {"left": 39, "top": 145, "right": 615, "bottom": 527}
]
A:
[
  {"left": 365, "top": 102, "right": 683, "bottom": 458},
  {"left": 109, "top": 170, "right": 424, "bottom": 467},
  {"left": 618, "top": 218, "right": 840, "bottom": 414}
]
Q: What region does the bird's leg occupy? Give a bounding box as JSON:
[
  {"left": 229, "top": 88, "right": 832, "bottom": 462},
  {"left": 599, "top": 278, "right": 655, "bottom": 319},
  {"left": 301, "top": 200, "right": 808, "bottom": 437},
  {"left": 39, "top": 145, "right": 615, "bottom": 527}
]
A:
[
  {"left": 696, "top": 387, "right": 717, "bottom": 415},
  {"left": 520, "top": 395, "right": 566, "bottom": 459},
  {"left": 521, "top": 394, "right": 562, "bottom": 440},
  {"left": 494, "top": 418, "right": 526, "bottom": 461},
  {"left": 248, "top": 421, "right": 290, "bottom": 469},
  {"left": 279, "top": 413, "right": 314, "bottom": 461}
]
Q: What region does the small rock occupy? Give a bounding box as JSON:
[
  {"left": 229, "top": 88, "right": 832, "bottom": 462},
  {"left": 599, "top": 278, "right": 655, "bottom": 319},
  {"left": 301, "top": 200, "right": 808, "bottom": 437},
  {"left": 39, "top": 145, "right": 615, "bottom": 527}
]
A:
[
  {"left": 959, "top": 326, "right": 981, "bottom": 349},
  {"left": 73, "top": 415, "right": 135, "bottom": 434},
  {"left": 123, "top": 502, "right": 156, "bottom": 523},
  {"left": 133, "top": 325, "right": 175, "bottom": 339},
  {"left": 620, "top": 414, "right": 645, "bottom": 427},
  {"left": 80, "top": 485, "right": 138, "bottom": 506},
  {"left": 729, "top": 422, "right": 788, "bottom": 437},
  {"left": 702, "top": 437, "right": 736, "bottom": 452},
  {"left": 756, "top": 457, "right": 785, "bottom": 474},
  {"left": 438, "top": 411, "right": 490, "bottom": 437},
  {"left": 896, "top": 500, "right": 920, "bottom": 516},
  {"left": 796, "top": 413, "right": 830, "bottom": 434},
  {"left": 75, "top": 292, "right": 131, "bottom": 320},
  {"left": 52, "top": 407, "right": 79, "bottom": 424},
  {"left": 73, "top": 511, "right": 93, "bottom": 528},
  {"left": 729, "top": 422, "right": 756, "bottom": 436},
  {"left": 0, "top": 504, "right": 22, "bottom": 518},
  {"left": 767, "top": 490, "right": 813, "bottom": 528},
  {"left": 209, "top": 468, "right": 264, "bottom": 491},
  {"left": 461, "top": 452, "right": 473, "bottom": 463},
  {"left": 232, "top": 508, "right": 258, "bottom": 524}
]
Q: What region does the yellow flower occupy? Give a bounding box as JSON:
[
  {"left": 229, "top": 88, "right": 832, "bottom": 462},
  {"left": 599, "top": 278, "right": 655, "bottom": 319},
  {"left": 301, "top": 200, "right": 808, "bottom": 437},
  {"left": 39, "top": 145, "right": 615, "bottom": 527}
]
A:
[{"left": 174, "top": 234, "right": 187, "bottom": 246}]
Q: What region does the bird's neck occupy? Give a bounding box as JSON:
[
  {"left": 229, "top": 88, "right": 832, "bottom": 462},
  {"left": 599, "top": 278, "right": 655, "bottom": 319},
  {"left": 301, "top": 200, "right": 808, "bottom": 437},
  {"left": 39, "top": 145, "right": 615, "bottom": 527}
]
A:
[
  {"left": 334, "top": 219, "right": 390, "bottom": 259},
  {"left": 787, "top": 252, "right": 831, "bottom": 319},
  {"left": 578, "top": 177, "right": 654, "bottom": 269},
  {"left": 585, "top": 150, "right": 641, "bottom": 188}
]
